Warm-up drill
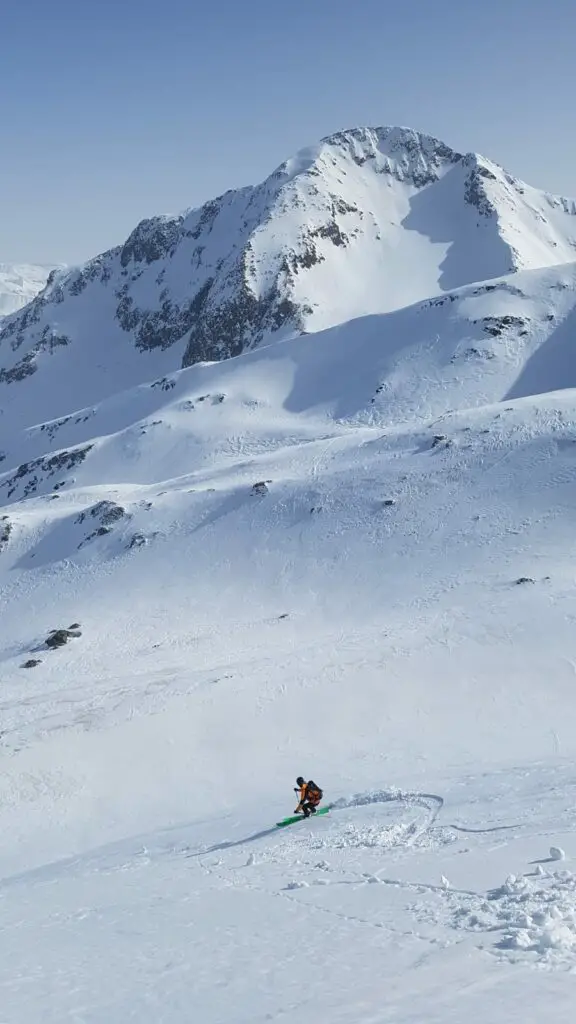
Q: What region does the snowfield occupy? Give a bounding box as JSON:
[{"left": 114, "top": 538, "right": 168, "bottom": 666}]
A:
[
  {"left": 0, "top": 262, "right": 60, "bottom": 317},
  {"left": 2, "top": 127, "right": 576, "bottom": 1021}
]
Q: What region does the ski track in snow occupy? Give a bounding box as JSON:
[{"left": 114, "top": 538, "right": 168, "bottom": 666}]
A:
[
  {"left": 0, "top": 786, "right": 513, "bottom": 888},
  {"left": 1, "top": 773, "right": 576, "bottom": 1024},
  {"left": 179, "top": 786, "right": 576, "bottom": 970},
  {"left": 183, "top": 788, "right": 524, "bottom": 903},
  {"left": 183, "top": 789, "right": 446, "bottom": 860}
]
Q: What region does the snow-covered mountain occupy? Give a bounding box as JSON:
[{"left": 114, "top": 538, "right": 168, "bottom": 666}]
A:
[
  {"left": 1, "top": 125, "right": 575, "bottom": 428},
  {"left": 0, "top": 261, "right": 60, "bottom": 317},
  {"left": 3, "top": 128, "right": 576, "bottom": 1022},
  {"left": 2, "top": 261, "right": 576, "bottom": 482}
]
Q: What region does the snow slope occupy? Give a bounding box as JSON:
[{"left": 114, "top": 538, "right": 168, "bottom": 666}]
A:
[
  {"left": 2, "top": 261, "right": 576, "bottom": 463},
  {"left": 0, "top": 262, "right": 60, "bottom": 316},
  {"left": 3, "top": 128, "right": 576, "bottom": 1021},
  {"left": 2, "top": 256, "right": 576, "bottom": 1018}
]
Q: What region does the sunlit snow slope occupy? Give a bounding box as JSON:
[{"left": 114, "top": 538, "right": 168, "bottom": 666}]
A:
[{"left": 2, "top": 130, "right": 576, "bottom": 1023}]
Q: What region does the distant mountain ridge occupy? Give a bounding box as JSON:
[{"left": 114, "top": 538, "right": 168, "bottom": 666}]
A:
[
  {"left": 1, "top": 125, "right": 575, "bottom": 425},
  {"left": 0, "top": 262, "right": 61, "bottom": 317}
]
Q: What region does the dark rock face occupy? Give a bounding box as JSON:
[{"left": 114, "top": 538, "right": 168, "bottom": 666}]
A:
[
  {"left": 181, "top": 275, "right": 303, "bottom": 367},
  {"left": 75, "top": 501, "right": 128, "bottom": 548},
  {"left": 251, "top": 481, "right": 270, "bottom": 496},
  {"left": 128, "top": 533, "right": 147, "bottom": 549},
  {"left": 480, "top": 316, "right": 529, "bottom": 337},
  {"left": 45, "top": 631, "right": 68, "bottom": 648},
  {"left": 0, "top": 515, "right": 11, "bottom": 550},
  {"left": 45, "top": 627, "right": 82, "bottom": 649},
  {"left": 75, "top": 501, "right": 126, "bottom": 527},
  {"left": 250, "top": 479, "right": 270, "bottom": 495},
  {"left": 22, "top": 659, "right": 42, "bottom": 668},
  {"left": 151, "top": 376, "right": 176, "bottom": 392},
  {"left": 0, "top": 329, "right": 70, "bottom": 383},
  {"left": 1, "top": 446, "right": 93, "bottom": 501},
  {"left": 464, "top": 165, "right": 498, "bottom": 219},
  {"left": 120, "top": 216, "right": 185, "bottom": 268}
]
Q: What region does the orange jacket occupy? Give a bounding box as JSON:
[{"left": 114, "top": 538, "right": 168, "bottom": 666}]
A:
[{"left": 296, "top": 781, "right": 322, "bottom": 809}]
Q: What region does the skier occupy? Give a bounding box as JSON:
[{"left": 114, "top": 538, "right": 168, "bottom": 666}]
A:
[{"left": 294, "top": 777, "right": 323, "bottom": 818}]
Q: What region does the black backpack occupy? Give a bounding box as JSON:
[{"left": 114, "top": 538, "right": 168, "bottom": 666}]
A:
[{"left": 307, "top": 780, "right": 323, "bottom": 799}]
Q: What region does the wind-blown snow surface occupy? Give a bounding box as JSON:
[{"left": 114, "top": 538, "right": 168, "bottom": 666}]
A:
[
  {"left": 2, "top": 256, "right": 576, "bottom": 1019},
  {"left": 0, "top": 262, "right": 59, "bottom": 316}
]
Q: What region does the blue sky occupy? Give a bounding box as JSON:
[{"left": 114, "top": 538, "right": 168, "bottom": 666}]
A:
[{"left": 1, "top": 0, "right": 575, "bottom": 263}]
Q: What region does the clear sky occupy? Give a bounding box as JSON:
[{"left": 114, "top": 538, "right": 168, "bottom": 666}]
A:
[{"left": 1, "top": 0, "right": 575, "bottom": 264}]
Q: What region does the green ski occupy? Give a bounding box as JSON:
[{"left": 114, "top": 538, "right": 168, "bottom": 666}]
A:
[{"left": 276, "top": 806, "right": 331, "bottom": 828}]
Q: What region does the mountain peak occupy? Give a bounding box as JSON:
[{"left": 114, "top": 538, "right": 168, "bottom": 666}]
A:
[
  {"left": 1, "top": 124, "right": 576, "bottom": 428},
  {"left": 321, "top": 124, "right": 462, "bottom": 165},
  {"left": 274, "top": 124, "right": 463, "bottom": 191}
]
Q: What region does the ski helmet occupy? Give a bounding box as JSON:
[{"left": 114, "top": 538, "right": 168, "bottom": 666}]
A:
[{"left": 296, "top": 776, "right": 305, "bottom": 786}]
